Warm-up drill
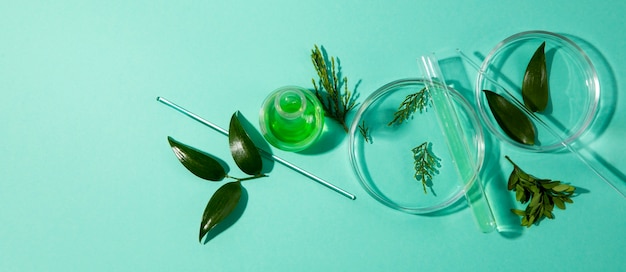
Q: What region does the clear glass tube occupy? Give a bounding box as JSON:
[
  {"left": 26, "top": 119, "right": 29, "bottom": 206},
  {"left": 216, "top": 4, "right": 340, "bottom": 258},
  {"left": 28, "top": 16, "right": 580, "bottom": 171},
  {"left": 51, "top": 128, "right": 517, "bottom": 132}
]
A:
[{"left": 419, "top": 55, "right": 497, "bottom": 233}]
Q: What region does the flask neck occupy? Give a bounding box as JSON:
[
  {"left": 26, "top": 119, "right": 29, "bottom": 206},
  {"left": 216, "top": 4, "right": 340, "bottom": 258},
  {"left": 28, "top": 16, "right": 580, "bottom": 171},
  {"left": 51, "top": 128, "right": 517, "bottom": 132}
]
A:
[{"left": 274, "top": 89, "right": 307, "bottom": 120}]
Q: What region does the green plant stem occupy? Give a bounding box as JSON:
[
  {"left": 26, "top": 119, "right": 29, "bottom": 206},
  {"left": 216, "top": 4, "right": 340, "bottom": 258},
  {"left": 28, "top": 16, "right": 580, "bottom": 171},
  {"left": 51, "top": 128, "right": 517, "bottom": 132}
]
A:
[{"left": 227, "top": 174, "right": 268, "bottom": 182}]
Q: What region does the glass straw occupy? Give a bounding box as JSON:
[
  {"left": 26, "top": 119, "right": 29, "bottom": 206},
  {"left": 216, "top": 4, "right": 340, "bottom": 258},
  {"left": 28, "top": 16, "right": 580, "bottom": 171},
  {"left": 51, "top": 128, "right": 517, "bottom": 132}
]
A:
[{"left": 156, "top": 97, "right": 357, "bottom": 200}]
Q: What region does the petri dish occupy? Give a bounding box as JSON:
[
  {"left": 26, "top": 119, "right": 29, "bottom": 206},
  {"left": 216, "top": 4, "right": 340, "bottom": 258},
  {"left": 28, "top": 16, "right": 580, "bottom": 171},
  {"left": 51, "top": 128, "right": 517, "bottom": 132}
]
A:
[
  {"left": 348, "top": 78, "right": 485, "bottom": 214},
  {"left": 475, "top": 30, "right": 600, "bottom": 152}
]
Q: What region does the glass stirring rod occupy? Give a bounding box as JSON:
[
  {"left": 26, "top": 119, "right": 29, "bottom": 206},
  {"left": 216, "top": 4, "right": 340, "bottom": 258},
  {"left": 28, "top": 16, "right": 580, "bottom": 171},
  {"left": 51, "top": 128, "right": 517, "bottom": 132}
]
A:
[
  {"left": 156, "top": 97, "right": 357, "bottom": 200},
  {"left": 457, "top": 49, "right": 626, "bottom": 199},
  {"left": 419, "top": 55, "right": 497, "bottom": 232}
]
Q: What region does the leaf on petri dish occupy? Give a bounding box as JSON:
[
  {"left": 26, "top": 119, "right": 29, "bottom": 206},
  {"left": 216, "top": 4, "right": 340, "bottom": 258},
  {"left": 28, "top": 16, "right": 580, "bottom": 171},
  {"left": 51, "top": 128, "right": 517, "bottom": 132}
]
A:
[
  {"left": 168, "top": 136, "right": 226, "bottom": 181},
  {"left": 522, "top": 42, "right": 549, "bottom": 112},
  {"left": 483, "top": 90, "right": 536, "bottom": 145},
  {"left": 229, "top": 111, "right": 263, "bottom": 175},
  {"left": 199, "top": 181, "right": 242, "bottom": 242}
]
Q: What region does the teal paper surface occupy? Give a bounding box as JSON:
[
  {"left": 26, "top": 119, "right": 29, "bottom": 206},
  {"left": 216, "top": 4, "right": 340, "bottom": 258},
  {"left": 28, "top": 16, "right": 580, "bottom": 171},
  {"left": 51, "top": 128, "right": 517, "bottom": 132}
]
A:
[{"left": 1, "top": 1, "right": 625, "bottom": 271}]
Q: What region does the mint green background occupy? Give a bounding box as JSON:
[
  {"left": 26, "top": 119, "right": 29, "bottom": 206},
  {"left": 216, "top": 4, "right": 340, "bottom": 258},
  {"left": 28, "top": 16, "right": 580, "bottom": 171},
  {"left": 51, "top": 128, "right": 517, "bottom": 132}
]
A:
[{"left": 2, "top": 1, "right": 625, "bottom": 271}]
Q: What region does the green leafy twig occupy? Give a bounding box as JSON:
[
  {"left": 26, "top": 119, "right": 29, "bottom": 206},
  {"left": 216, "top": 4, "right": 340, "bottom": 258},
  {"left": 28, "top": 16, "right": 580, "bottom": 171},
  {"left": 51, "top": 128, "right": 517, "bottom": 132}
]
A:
[
  {"left": 505, "top": 156, "right": 576, "bottom": 228},
  {"left": 311, "top": 45, "right": 358, "bottom": 132},
  {"left": 412, "top": 142, "right": 440, "bottom": 194},
  {"left": 388, "top": 87, "right": 430, "bottom": 126},
  {"left": 167, "top": 112, "right": 268, "bottom": 243},
  {"left": 358, "top": 120, "right": 371, "bottom": 143}
]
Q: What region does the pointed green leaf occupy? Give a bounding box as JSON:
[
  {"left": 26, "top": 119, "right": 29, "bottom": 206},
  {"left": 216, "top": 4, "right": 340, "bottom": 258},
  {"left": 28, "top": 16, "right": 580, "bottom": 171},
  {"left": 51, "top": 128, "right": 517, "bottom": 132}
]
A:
[
  {"left": 543, "top": 194, "right": 553, "bottom": 212},
  {"left": 530, "top": 185, "right": 540, "bottom": 194},
  {"left": 228, "top": 112, "right": 263, "bottom": 175},
  {"left": 530, "top": 192, "right": 542, "bottom": 207},
  {"left": 511, "top": 209, "right": 526, "bottom": 216},
  {"left": 540, "top": 180, "right": 559, "bottom": 189},
  {"left": 199, "top": 181, "right": 242, "bottom": 242},
  {"left": 517, "top": 169, "right": 533, "bottom": 183},
  {"left": 484, "top": 90, "right": 536, "bottom": 145},
  {"left": 167, "top": 136, "right": 226, "bottom": 181},
  {"left": 507, "top": 169, "right": 520, "bottom": 190},
  {"left": 521, "top": 216, "right": 529, "bottom": 226},
  {"left": 552, "top": 184, "right": 570, "bottom": 192},
  {"left": 543, "top": 209, "right": 554, "bottom": 219},
  {"left": 522, "top": 42, "right": 549, "bottom": 112},
  {"left": 515, "top": 185, "right": 524, "bottom": 201},
  {"left": 553, "top": 197, "right": 565, "bottom": 210}
]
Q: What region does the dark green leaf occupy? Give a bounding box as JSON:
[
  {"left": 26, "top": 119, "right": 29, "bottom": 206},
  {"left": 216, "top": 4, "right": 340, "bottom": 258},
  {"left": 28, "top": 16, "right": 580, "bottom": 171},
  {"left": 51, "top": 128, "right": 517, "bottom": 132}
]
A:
[
  {"left": 540, "top": 180, "right": 559, "bottom": 189},
  {"left": 515, "top": 186, "right": 524, "bottom": 202},
  {"left": 511, "top": 209, "right": 526, "bottom": 216},
  {"left": 530, "top": 185, "right": 540, "bottom": 194},
  {"left": 228, "top": 112, "right": 263, "bottom": 175},
  {"left": 199, "top": 181, "right": 242, "bottom": 242},
  {"left": 167, "top": 136, "right": 226, "bottom": 181},
  {"left": 522, "top": 42, "right": 549, "bottom": 112},
  {"left": 530, "top": 192, "right": 542, "bottom": 208},
  {"left": 521, "top": 216, "right": 529, "bottom": 226},
  {"left": 484, "top": 90, "right": 536, "bottom": 145},
  {"left": 552, "top": 184, "right": 570, "bottom": 192},
  {"left": 508, "top": 170, "right": 519, "bottom": 190},
  {"left": 543, "top": 209, "right": 554, "bottom": 219},
  {"left": 527, "top": 214, "right": 536, "bottom": 226},
  {"left": 553, "top": 197, "right": 565, "bottom": 210},
  {"left": 521, "top": 190, "right": 531, "bottom": 203},
  {"left": 543, "top": 194, "right": 553, "bottom": 211}
]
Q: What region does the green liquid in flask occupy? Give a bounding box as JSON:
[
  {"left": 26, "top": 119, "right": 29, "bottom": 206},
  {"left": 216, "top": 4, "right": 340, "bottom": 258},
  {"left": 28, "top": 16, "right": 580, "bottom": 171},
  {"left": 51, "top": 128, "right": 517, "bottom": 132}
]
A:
[{"left": 259, "top": 86, "right": 325, "bottom": 152}]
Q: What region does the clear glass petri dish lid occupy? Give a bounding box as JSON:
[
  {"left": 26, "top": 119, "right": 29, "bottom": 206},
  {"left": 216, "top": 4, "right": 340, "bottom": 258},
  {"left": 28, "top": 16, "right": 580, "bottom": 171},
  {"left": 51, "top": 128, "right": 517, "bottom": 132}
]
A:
[
  {"left": 475, "top": 30, "right": 600, "bottom": 152},
  {"left": 348, "top": 78, "right": 485, "bottom": 214}
]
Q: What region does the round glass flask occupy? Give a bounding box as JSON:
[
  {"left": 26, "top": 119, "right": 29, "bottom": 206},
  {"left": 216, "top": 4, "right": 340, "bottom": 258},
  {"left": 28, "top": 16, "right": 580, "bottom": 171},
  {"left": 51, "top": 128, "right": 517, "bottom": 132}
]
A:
[{"left": 259, "top": 86, "right": 325, "bottom": 152}]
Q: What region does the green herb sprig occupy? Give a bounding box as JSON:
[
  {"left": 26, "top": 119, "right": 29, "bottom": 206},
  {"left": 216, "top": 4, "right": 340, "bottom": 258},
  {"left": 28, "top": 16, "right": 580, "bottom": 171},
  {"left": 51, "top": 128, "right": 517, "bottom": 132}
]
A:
[
  {"left": 358, "top": 120, "right": 371, "bottom": 143},
  {"left": 167, "top": 112, "right": 267, "bottom": 243},
  {"left": 388, "top": 87, "right": 430, "bottom": 126},
  {"left": 386, "top": 89, "right": 439, "bottom": 193},
  {"left": 505, "top": 156, "right": 576, "bottom": 227},
  {"left": 311, "top": 45, "right": 358, "bottom": 132},
  {"left": 412, "top": 142, "right": 440, "bottom": 194}
]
